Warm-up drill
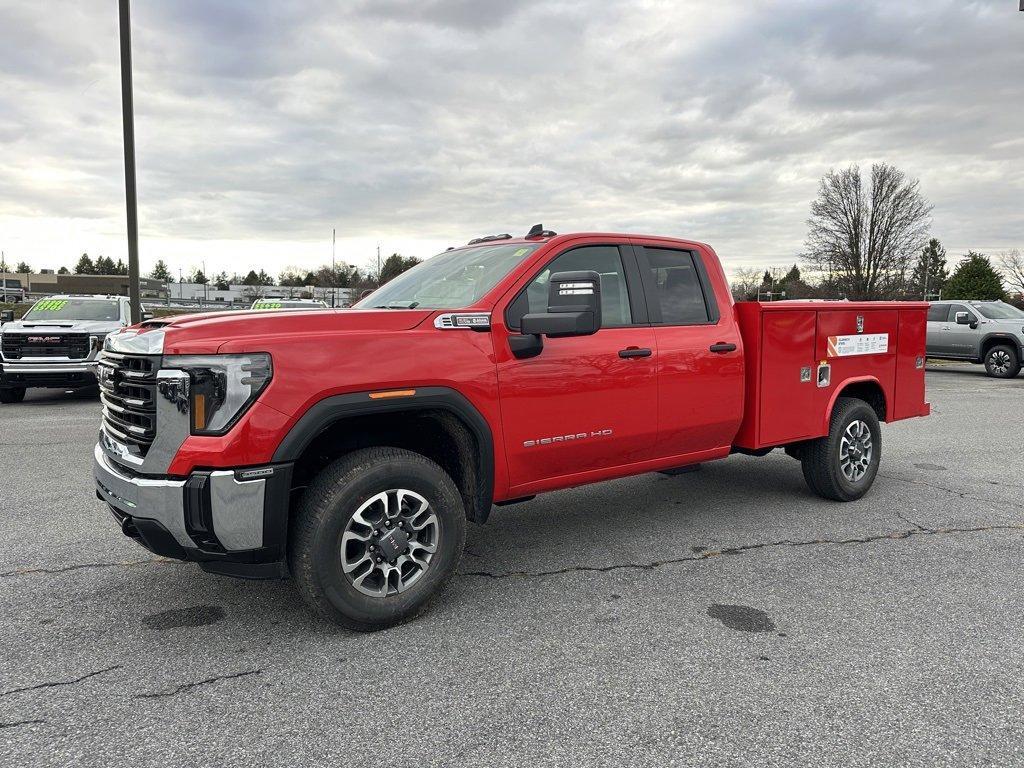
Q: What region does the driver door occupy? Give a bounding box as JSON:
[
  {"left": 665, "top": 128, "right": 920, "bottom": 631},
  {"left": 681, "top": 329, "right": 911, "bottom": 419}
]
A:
[{"left": 494, "top": 243, "right": 659, "bottom": 493}]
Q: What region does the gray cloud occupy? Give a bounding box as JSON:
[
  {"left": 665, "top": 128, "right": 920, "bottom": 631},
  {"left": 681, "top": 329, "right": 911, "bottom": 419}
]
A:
[{"left": 1, "top": 0, "right": 1022, "bottom": 272}]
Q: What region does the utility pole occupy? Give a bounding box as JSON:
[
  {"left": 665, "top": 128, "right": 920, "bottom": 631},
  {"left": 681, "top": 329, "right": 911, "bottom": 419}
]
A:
[
  {"left": 331, "top": 228, "right": 336, "bottom": 307},
  {"left": 376, "top": 242, "right": 381, "bottom": 287},
  {"left": 118, "top": 0, "right": 142, "bottom": 323},
  {"left": 921, "top": 246, "right": 930, "bottom": 301}
]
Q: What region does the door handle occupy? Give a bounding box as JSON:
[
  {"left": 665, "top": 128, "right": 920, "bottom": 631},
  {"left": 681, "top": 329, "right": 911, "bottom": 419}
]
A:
[
  {"left": 709, "top": 343, "right": 737, "bottom": 353},
  {"left": 619, "top": 347, "right": 652, "bottom": 359}
]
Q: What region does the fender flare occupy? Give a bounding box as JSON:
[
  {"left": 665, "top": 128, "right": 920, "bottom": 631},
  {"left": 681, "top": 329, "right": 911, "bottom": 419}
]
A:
[
  {"left": 271, "top": 386, "right": 494, "bottom": 521},
  {"left": 979, "top": 333, "right": 1023, "bottom": 358},
  {"left": 822, "top": 375, "right": 886, "bottom": 433}
]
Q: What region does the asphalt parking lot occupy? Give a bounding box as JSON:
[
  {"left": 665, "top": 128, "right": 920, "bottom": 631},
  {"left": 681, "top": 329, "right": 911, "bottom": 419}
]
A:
[{"left": 1, "top": 365, "right": 1022, "bottom": 767}]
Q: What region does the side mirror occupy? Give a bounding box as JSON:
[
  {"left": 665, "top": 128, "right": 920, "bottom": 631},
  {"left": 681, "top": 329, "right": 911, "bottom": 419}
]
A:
[
  {"left": 521, "top": 271, "right": 602, "bottom": 337},
  {"left": 0, "top": 310, "right": 13, "bottom": 324},
  {"left": 510, "top": 271, "right": 602, "bottom": 359},
  {"left": 955, "top": 311, "right": 977, "bottom": 328}
]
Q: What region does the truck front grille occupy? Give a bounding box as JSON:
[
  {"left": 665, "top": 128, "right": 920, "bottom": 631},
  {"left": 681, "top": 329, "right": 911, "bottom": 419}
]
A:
[
  {"left": 2, "top": 333, "right": 90, "bottom": 360},
  {"left": 98, "top": 352, "right": 159, "bottom": 455}
]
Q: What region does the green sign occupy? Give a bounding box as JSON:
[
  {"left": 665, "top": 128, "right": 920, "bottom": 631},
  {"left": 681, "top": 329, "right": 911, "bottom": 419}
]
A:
[{"left": 33, "top": 299, "right": 68, "bottom": 312}]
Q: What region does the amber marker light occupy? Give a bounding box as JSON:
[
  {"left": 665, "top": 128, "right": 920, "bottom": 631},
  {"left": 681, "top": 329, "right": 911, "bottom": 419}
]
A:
[
  {"left": 368, "top": 389, "right": 417, "bottom": 400},
  {"left": 193, "top": 392, "right": 207, "bottom": 430}
]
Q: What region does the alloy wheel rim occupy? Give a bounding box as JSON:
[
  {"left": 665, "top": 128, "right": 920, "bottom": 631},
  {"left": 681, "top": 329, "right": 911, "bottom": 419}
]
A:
[
  {"left": 991, "top": 350, "right": 1011, "bottom": 374},
  {"left": 839, "top": 419, "right": 873, "bottom": 483},
  {"left": 340, "top": 489, "right": 439, "bottom": 597}
]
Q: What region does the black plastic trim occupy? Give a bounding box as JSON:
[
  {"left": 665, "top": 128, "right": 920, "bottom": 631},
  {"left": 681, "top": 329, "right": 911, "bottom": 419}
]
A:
[{"left": 271, "top": 387, "right": 494, "bottom": 522}]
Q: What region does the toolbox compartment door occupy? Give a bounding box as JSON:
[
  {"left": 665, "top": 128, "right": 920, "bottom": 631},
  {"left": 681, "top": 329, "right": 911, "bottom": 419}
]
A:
[
  {"left": 759, "top": 310, "right": 818, "bottom": 445},
  {"left": 893, "top": 308, "right": 928, "bottom": 420}
]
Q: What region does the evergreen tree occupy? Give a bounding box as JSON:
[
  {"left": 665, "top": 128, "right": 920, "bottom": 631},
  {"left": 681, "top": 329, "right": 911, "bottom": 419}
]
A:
[
  {"left": 191, "top": 269, "right": 208, "bottom": 285},
  {"left": 113, "top": 258, "right": 128, "bottom": 276},
  {"left": 213, "top": 272, "right": 231, "bottom": 290},
  {"left": 944, "top": 252, "right": 1005, "bottom": 300},
  {"left": 149, "top": 260, "right": 172, "bottom": 281},
  {"left": 15, "top": 261, "right": 32, "bottom": 273},
  {"left": 242, "top": 270, "right": 261, "bottom": 286},
  {"left": 94, "top": 255, "right": 116, "bottom": 274},
  {"left": 908, "top": 238, "right": 949, "bottom": 299},
  {"left": 57, "top": 266, "right": 70, "bottom": 275},
  {"left": 74, "top": 253, "right": 95, "bottom": 274},
  {"left": 379, "top": 253, "right": 422, "bottom": 284}
]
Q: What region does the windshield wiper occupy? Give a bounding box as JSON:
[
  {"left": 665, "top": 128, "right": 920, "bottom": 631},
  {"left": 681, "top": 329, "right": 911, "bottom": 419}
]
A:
[{"left": 372, "top": 301, "right": 420, "bottom": 309}]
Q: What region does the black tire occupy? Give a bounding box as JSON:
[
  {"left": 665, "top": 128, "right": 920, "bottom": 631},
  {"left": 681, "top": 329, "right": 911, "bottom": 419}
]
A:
[
  {"left": 288, "top": 447, "right": 466, "bottom": 631},
  {"left": 0, "top": 387, "right": 26, "bottom": 404},
  {"left": 800, "top": 397, "right": 881, "bottom": 502},
  {"left": 984, "top": 344, "right": 1020, "bottom": 379}
]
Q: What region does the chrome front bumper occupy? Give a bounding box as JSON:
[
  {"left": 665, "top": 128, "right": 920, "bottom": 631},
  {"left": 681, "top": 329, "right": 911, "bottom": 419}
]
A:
[
  {"left": 1, "top": 360, "right": 99, "bottom": 374},
  {"left": 93, "top": 443, "right": 268, "bottom": 552}
]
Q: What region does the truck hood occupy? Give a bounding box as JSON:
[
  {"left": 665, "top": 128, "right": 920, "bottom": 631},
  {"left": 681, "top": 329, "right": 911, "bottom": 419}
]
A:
[
  {"left": 1, "top": 319, "right": 124, "bottom": 335},
  {"left": 116, "top": 308, "right": 435, "bottom": 355},
  {"left": 985, "top": 318, "right": 1024, "bottom": 332}
]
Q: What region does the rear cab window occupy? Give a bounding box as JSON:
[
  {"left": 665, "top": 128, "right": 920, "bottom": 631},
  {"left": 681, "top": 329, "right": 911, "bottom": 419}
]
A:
[
  {"left": 927, "top": 304, "right": 949, "bottom": 322},
  {"left": 637, "top": 247, "right": 718, "bottom": 325}
]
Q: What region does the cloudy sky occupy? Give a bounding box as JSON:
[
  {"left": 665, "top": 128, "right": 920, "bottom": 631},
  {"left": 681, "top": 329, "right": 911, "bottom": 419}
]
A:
[{"left": 1, "top": 0, "right": 1022, "bottom": 279}]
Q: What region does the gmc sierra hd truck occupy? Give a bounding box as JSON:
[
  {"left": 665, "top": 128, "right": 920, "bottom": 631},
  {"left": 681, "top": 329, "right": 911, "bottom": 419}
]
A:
[
  {"left": 1, "top": 295, "right": 149, "bottom": 403},
  {"left": 93, "top": 228, "right": 930, "bottom": 630}
]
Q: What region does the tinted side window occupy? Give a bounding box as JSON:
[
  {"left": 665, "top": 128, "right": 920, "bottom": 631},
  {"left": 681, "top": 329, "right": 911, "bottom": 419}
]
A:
[
  {"left": 507, "top": 245, "right": 632, "bottom": 329},
  {"left": 643, "top": 248, "right": 710, "bottom": 325},
  {"left": 927, "top": 304, "right": 948, "bottom": 322}
]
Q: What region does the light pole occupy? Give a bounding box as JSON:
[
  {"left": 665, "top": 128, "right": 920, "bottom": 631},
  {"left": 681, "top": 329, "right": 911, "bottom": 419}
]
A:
[
  {"left": 118, "top": 0, "right": 142, "bottom": 324},
  {"left": 331, "top": 228, "right": 336, "bottom": 307}
]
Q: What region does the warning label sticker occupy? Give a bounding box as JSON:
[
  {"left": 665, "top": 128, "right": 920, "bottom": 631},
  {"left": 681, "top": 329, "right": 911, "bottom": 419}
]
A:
[{"left": 827, "top": 333, "right": 889, "bottom": 357}]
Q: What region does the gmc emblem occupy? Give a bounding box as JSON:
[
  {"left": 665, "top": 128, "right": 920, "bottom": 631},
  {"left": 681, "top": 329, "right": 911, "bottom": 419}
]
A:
[{"left": 27, "top": 336, "right": 61, "bottom": 344}]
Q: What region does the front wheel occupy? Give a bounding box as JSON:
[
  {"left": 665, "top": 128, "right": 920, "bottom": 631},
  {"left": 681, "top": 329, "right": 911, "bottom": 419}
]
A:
[
  {"left": 984, "top": 344, "right": 1021, "bottom": 379},
  {"left": 0, "top": 387, "right": 26, "bottom": 404},
  {"left": 800, "top": 397, "right": 881, "bottom": 501},
  {"left": 288, "top": 447, "right": 466, "bottom": 631}
]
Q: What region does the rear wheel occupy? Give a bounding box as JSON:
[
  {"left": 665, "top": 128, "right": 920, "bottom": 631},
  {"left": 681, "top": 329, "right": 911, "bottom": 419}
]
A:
[
  {"left": 984, "top": 344, "right": 1020, "bottom": 379},
  {"left": 800, "top": 397, "right": 881, "bottom": 501},
  {"left": 0, "top": 387, "right": 26, "bottom": 404},
  {"left": 288, "top": 447, "right": 466, "bottom": 631}
]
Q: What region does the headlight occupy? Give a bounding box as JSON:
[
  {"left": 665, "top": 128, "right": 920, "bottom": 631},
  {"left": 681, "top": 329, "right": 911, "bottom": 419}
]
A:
[{"left": 164, "top": 353, "right": 272, "bottom": 435}]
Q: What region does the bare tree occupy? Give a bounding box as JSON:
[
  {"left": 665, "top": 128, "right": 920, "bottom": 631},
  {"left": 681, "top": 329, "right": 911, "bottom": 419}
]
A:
[
  {"left": 998, "top": 249, "right": 1024, "bottom": 295},
  {"left": 728, "top": 267, "right": 763, "bottom": 301},
  {"left": 804, "top": 163, "right": 932, "bottom": 299}
]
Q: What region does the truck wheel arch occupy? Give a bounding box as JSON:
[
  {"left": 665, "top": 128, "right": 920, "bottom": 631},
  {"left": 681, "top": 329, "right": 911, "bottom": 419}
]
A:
[
  {"left": 980, "top": 333, "right": 1021, "bottom": 361},
  {"left": 822, "top": 377, "right": 887, "bottom": 433},
  {"left": 273, "top": 387, "right": 495, "bottom": 524}
]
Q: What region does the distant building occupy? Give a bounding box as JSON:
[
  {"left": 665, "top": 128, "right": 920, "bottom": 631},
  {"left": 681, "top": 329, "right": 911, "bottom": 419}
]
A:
[
  {"left": 0, "top": 272, "right": 167, "bottom": 301},
  {"left": 170, "top": 282, "right": 354, "bottom": 306}
]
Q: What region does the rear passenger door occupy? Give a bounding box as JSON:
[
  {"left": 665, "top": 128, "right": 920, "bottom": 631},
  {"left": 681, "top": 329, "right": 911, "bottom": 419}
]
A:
[
  {"left": 925, "top": 303, "right": 951, "bottom": 356},
  {"left": 633, "top": 243, "right": 744, "bottom": 458}
]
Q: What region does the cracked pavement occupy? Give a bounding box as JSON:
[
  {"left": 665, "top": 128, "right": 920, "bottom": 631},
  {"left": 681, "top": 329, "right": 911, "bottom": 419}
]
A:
[{"left": 1, "top": 365, "right": 1022, "bottom": 767}]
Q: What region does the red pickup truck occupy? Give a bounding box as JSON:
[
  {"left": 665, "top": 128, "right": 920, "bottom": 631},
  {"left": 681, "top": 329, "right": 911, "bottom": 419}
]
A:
[{"left": 93, "top": 228, "right": 929, "bottom": 630}]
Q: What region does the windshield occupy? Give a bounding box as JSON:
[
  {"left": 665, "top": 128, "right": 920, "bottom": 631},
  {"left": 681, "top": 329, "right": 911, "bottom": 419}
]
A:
[
  {"left": 355, "top": 243, "right": 541, "bottom": 310},
  {"left": 23, "top": 298, "right": 121, "bottom": 322},
  {"left": 975, "top": 301, "right": 1024, "bottom": 320}
]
